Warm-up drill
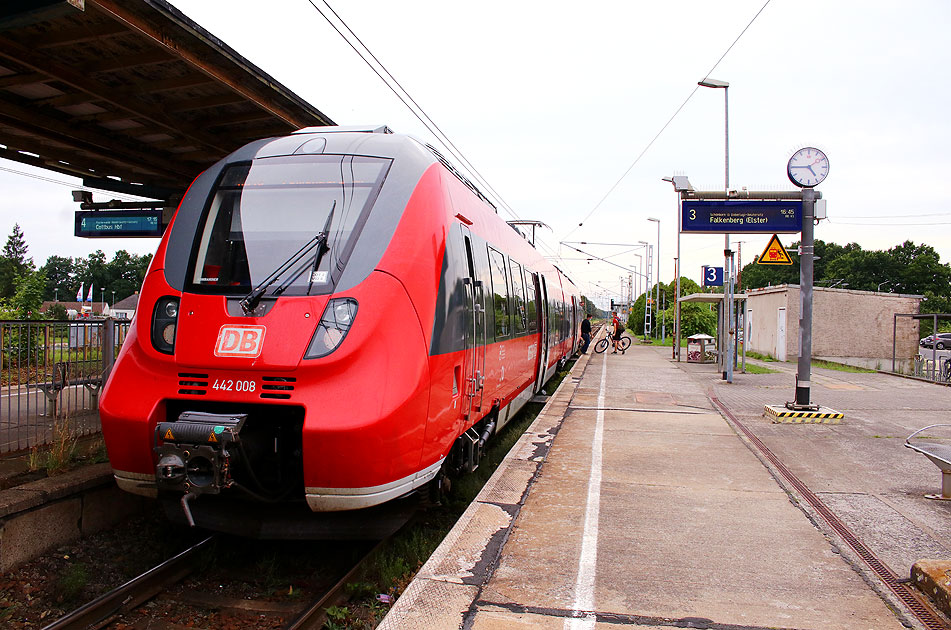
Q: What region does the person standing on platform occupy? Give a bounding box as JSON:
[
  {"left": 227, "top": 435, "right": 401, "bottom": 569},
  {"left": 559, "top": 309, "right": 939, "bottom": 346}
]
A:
[
  {"left": 611, "top": 312, "right": 623, "bottom": 353},
  {"left": 580, "top": 314, "right": 592, "bottom": 353}
]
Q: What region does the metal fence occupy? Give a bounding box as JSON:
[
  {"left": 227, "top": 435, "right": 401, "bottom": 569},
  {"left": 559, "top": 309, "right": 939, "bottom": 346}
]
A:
[{"left": 0, "top": 319, "right": 130, "bottom": 455}]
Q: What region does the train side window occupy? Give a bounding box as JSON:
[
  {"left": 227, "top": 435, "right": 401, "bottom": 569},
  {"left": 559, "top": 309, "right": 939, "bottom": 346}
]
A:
[
  {"left": 525, "top": 272, "right": 537, "bottom": 332},
  {"left": 488, "top": 247, "right": 510, "bottom": 339},
  {"left": 509, "top": 259, "right": 527, "bottom": 334}
]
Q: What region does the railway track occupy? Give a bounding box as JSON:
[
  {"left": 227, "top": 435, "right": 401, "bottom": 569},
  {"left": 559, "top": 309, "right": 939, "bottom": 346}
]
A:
[{"left": 42, "top": 534, "right": 386, "bottom": 630}]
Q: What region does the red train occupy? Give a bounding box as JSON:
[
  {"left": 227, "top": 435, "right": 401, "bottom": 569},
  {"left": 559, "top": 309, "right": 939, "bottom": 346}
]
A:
[{"left": 100, "top": 126, "right": 581, "bottom": 537}]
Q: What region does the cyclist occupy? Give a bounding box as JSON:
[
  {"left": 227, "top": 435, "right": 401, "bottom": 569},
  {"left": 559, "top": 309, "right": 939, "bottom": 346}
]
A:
[{"left": 611, "top": 312, "right": 624, "bottom": 353}]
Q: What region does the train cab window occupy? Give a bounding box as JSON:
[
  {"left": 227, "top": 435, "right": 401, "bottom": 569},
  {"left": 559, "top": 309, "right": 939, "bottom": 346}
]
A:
[
  {"left": 488, "top": 247, "right": 510, "bottom": 338},
  {"left": 525, "top": 272, "right": 538, "bottom": 332},
  {"left": 189, "top": 155, "right": 390, "bottom": 294},
  {"left": 509, "top": 259, "right": 527, "bottom": 334}
]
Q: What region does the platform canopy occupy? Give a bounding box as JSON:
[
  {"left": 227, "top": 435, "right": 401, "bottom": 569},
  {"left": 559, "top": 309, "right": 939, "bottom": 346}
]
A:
[
  {"left": 0, "top": 0, "right": 335, "bottom": 202},
  {"left": 678, "top": 292, "right": 747, "bottom": 304}
]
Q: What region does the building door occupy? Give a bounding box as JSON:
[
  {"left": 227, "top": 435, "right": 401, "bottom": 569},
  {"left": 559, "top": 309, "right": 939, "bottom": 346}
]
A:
[{"left": 776, "top": 307, "right": 787, "bottom": 361}]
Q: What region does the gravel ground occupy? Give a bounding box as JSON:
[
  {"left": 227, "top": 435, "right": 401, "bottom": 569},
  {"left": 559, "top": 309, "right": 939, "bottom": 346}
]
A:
[{"left": 0, "top": 506, "right": 197, "bottom": 628}]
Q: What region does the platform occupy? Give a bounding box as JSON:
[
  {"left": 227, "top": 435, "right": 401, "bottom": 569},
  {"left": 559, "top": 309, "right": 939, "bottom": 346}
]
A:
[{"left": 381, "top": 343, "right": 951, "bottom": 629}]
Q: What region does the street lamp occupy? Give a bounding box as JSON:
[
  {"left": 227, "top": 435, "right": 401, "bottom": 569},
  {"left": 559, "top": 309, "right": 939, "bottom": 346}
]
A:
[
  {"left": 54, "top": 288, "right": 58, "bottom": 302},
  {"left": 112, "top": 290, "right": 116, "bottom": 306},
  {"left": 699, "top": 76, "right": 734, "bottom": 382},
  {"left": 648, "top": 218, "right": 660, "bottom": 339},
  {"left": 662, "top": 175, "right": 693, "bottom": 361}
]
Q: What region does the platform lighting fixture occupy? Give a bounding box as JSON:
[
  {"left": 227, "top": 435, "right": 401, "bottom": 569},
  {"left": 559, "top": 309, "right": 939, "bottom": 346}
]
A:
[
  {"left": 698, "top": 77, "right": 734, "bottom": 382},
  {"left": 662, "top": 175, "right": 693, "bottom": 361}
]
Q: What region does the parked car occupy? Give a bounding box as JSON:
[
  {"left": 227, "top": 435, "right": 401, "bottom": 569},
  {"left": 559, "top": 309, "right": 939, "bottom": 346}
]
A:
[{"left": 920, "top": 333, "right": 951, "bottom": 349}]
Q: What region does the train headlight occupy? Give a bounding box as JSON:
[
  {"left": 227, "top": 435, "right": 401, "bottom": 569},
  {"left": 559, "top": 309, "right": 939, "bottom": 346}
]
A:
[
  {"left": 151, "top": 296, "right": 180, "bottom": 354},
  {"left": 305, "top": 298, "right": 358, "bottom": 359}
]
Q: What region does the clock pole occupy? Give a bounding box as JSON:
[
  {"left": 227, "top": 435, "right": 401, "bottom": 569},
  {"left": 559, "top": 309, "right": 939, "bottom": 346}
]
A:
[{"left": 792, "top": 187, "right": 819, "bottom": 410}]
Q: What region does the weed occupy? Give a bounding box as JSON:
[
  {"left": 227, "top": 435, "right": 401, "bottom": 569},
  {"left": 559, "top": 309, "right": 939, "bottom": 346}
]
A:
[
  {"left": 745, "top": 350, "right": 777, "bottom": 362},
  {"left": 324, "top": 605, "right": 350, "bottom": 629},
  {"left": 27, "top": 446, "right": 41, "bottom": 472},
  {"left": 56, "top": 563, "right": 88, "bottom": 603},
  {"left": 45, "top": 413, "right": 77, "bottom": 475}
]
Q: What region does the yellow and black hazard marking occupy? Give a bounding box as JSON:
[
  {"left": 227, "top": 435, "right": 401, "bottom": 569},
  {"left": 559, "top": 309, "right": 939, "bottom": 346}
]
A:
[
  {"left": 764, "top": 404, "right": 844, "bottom": 424},
  {"left": 164, "top": 428, "right": 175, "bottom": 440},
  {"left": 207, "top": 431, "right": 218, "bottom": 443}
]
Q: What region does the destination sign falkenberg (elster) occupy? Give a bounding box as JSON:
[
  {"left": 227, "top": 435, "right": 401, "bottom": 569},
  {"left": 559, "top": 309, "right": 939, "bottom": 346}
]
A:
[{"left": 681, "top": 200, "right": 803, "bottom": 234}]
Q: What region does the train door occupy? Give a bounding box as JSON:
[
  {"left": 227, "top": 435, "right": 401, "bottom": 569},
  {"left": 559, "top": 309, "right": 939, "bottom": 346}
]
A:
[
  {"left": 461, "top": 227, "right": 486, "bottom": 419},
  {"left": 535, "top": 273, "right": 549, "bottom": 392},
  {"left": 571, "top": 296, "right": 578, "bottom": 351}
]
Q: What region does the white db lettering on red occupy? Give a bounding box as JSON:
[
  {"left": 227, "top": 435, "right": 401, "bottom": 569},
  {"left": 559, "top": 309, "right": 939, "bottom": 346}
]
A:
[{"left": 214, "top": 325, "right": 266, "bottom": 358}]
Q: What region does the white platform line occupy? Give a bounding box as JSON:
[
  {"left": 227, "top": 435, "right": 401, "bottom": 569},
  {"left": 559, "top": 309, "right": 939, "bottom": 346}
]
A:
[{"left": 565, "top": 357, "right": 606, "bottom": 630}]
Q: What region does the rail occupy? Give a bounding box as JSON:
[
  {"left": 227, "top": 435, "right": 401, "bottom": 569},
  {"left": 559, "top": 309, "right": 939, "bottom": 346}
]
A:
[
  {"left": 0, "top": 318, "right": 131, "bottom": 455},
  {"left": 42, "top": 535, "right": 215, "bottom": 630}
]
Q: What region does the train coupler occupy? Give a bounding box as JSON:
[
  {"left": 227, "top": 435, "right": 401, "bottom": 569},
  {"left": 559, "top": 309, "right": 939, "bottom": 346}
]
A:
[{"left": 154, "top": 411, "right": 247, "bottom": 499}]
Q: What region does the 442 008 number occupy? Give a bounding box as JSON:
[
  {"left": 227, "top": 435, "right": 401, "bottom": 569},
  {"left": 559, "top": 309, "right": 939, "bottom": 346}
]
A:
[{"left": 212, "top": 378, "right": 256, "bottom": 392}]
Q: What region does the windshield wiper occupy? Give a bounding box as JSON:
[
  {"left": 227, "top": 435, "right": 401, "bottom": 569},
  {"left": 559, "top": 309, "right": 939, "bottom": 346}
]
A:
[
  {"left": 239, "top": 202, "right": 336, "bottom": 314},
  {"left": 273, "top": 202, "right": 336, "bottom": 298}
]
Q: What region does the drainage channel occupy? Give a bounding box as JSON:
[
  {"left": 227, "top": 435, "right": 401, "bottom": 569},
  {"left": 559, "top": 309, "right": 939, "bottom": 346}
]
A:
[{"left": 710, "top": 394, "right": 948, "bottom": 630}]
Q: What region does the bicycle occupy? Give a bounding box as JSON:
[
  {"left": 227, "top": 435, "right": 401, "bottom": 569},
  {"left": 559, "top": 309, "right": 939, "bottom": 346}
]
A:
[{"left": 594, "top": 334, "right": 631, "bottom": 354}]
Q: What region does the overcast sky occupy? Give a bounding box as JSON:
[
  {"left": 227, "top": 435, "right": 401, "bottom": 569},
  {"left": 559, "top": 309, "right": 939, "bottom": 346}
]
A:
[{"left": 2, "top": 0, "right": 949, "bottom": 308}]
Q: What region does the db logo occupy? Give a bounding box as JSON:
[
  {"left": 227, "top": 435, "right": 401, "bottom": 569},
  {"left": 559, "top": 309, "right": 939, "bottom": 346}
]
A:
[{"left": 215, "top": 325, "right": 266, "bottom": 358}]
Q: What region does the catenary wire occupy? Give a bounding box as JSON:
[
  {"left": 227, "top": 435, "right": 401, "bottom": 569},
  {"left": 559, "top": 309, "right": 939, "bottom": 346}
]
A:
[
  {"left": 562, "top": 0, "right": 774, "bottom": 241},
  {"left": 0, "top": 165, "right": 144, "bottom": 202},
  {"left": 303, "top": 0, "right": 520, "bottom": 220}
]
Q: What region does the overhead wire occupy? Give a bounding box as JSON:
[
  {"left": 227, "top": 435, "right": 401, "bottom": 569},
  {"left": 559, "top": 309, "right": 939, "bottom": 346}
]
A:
[
  {"left": 561, "top": 0, "right": 774, "bottom": 242},
  {"left": 0, "top": 164, "right": 146, "bottom": 202},
  {"left": 303, "top": 0, "right": 520, "bottom": 220}
]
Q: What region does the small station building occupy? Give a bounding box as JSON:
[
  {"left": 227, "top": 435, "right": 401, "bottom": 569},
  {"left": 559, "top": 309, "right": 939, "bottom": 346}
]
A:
[{"left": 743, "top": 284, "right": 922, "bottom": 371}]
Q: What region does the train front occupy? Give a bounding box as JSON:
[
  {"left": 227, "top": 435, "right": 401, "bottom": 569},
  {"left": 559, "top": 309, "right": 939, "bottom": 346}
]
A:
[{"left": 100, "top": 129, "right": 443, "bottom": 538}]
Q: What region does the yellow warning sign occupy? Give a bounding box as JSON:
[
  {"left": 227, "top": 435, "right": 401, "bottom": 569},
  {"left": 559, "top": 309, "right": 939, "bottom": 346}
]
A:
[
  {"left": 164, "top": 428, "right": 174, "bottom": 440},
  {"left": 757, "top": 234, "right": 793, "bottom": 265},
  {"left": 208, "top": 432, "right": 218, "bottom": 443}
]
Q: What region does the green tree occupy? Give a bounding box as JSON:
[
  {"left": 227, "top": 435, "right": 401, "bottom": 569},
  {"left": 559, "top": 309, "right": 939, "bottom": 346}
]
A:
[
  {"left": 8, "top": 268, "right": 46, "bottom": 319},
  {"left": 0, "top": 224, "right": 35, "bottom": 299},
  {"left": 73, "top": 250, "right": 109, "bottom": 304},
  {"left": 40, "top": 254, "right": 75, "bottom": 301},
  {"left": 106, "top": 250, "right": 152, "bottom": 301}
]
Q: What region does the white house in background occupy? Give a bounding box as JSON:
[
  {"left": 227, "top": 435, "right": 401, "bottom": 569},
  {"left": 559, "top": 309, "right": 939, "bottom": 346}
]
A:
[{"left": 112, "top": 293, "right": 139, "bottom": 320}]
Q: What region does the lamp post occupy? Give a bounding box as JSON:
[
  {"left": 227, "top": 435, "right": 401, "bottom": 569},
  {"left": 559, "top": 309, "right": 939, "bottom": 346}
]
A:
[
  {"left": 698, "top": 77, "right": 733, "bottom": 382},
  {"left": 662, "top": 175, "right": 693, "bottom": 361},
  {"left": 112, "top": 290, "right": 116, "bottom": 307},
  {"left": 647, "top": 217, "right": 660, "bottom": 340},
  {"left": 54, "top": 288, "right": 58, "bottom": 302}
]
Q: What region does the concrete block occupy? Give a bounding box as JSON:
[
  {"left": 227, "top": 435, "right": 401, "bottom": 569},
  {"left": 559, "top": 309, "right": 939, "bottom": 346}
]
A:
[
  {"left": 19, "top": 462, "right": 113, "bottom": 502},
  {"left": 912, "top": 559, "right": 951, "bottom": 617},
  {"left": 0, "top": 488, "right": 46, "bottom": 519},
  {"left": 0, "top": 498, "right": 82, "bottom": 571},
  {"left": 80, "top": 486, "right": 148, "bottom": 536}
]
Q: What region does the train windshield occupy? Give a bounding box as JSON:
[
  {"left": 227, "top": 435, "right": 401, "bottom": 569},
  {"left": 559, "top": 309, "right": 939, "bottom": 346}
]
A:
[{"left": 189, "top": 155, "right": 390, "bottom": 295}]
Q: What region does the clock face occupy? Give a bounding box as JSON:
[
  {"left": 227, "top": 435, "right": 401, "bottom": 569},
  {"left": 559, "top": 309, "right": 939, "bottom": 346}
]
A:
[{"left": 787, "top": 147, "right": 829, "bottom": 188}]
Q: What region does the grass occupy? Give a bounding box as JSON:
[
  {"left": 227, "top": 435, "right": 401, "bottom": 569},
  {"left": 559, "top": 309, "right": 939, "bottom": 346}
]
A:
[
  {"left": 811, "top": 359, "right": 876, "bottom": 373},
  {"left": 743, "top": 363, "right": 779, "bottom": 374},
  {"left": 744, "top": 350, "right": 778, "bottom": 362}
]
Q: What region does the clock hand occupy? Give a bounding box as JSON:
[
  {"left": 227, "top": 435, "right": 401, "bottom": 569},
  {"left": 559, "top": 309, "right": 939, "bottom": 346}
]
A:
[{"left": 807, "top": 165, "right": 816, "bottom": 176}]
